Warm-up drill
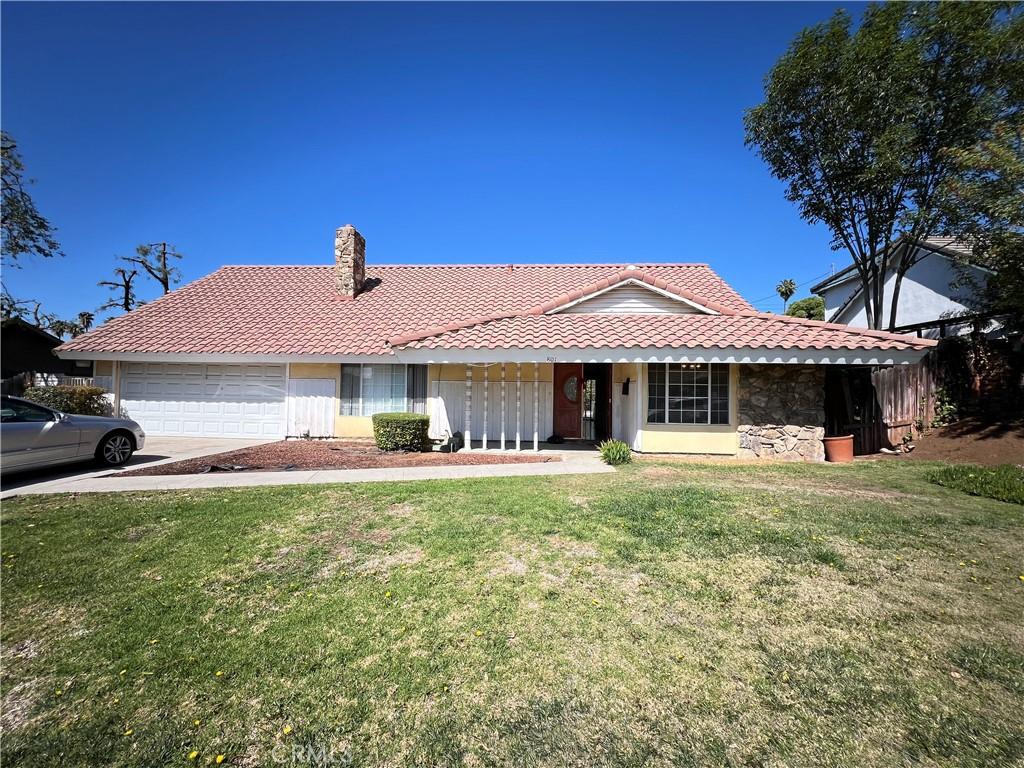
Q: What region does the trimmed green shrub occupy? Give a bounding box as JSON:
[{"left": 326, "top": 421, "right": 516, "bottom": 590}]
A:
[
  {"left": 928, "top": 464, "right": 1024, "bottom": 505},
  {"left": 372, "top": 412, "right": 430, "bottom": 452},
  {"left": 599, "top": 439, "right": 632, "bottom": 466},
  {"left": 22, "top": 386, "right": 110, "bottom": 416}
]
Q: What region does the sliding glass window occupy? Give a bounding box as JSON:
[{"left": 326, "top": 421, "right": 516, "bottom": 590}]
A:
[{"left": 339, "top": 363, "right": 427, "bottom": 417}]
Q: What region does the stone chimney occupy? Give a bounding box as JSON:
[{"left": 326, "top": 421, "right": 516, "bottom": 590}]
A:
[{"left": 334, "top": 224, "right": 366, "bottom": 298}]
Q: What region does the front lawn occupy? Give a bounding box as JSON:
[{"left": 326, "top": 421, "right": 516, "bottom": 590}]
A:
[
  {"left": 2, "top": 460, "right": 1023, "bottom": 767},
  {"left": 929, "top": 463, "right": 1024, "bottom": 505}
]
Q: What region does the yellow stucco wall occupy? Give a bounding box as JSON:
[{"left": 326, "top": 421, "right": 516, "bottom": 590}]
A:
[
  {"left": 336, "top": 416, "right": 374, "bottom": 438},
  {"left": 95, "top": 360, "right": 113, "bottom": 376},
  {"left": 611, "top": 362, "right": 632, "bottom": 385},
  {"left": 638, "top": 364, "right": 740, "bottom": 455}
]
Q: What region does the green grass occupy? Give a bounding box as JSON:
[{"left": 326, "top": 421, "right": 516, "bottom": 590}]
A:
[
  {"left": 928, "top": 463, "right": 1024, "bottom": 505},
  {"left": 2, "top": 459, "right": 1023, "bottom": 767}
]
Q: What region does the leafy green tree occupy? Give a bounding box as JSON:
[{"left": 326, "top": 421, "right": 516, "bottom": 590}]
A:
[
  {"left": 785, "top": 296, "right": 826, "bottom": 321},
  {"left": 940, "top": 123, "right": 1024, "bottom": 331},
  {"left": 98, "top": 267, "right": 139, "bottom": 313},
  {"left": 745, "top": 2, "right": 1023, "bottom": 330},
  {"left": 121, "top": 242, "right": 183, "bottom": 294},
  {"left": 776, "top": 279, "right": 797, "bottom": 312},
  {"left": 1, "top": 132, "right": 61, "bottom": 268}
]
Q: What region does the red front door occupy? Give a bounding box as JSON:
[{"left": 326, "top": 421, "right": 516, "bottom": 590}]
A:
[{"left": 552, "top": 363, "right": 583, "bottom": 439}]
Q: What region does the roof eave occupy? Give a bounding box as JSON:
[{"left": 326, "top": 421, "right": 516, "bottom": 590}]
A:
[{"left": 390, "top": 345, "right": 934, "bottom": 365}]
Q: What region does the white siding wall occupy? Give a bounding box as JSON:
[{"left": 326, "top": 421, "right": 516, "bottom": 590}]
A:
[
  {"left": 429, "top": 380, "right": 553, "bottom": 444},
  {"left": 612, "top": 366, "right": 638, "bottom": 444},
  {"left": 560, "top": 284, "right": 700, "bottom": 314}
]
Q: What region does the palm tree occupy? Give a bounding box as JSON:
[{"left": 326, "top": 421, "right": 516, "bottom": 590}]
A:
[
  {"left": 76, "top": 311, "right": 94, "bottom": 334},
  {"left": 46, "top": 319, "right": 78, "bottom": 339},
  {"left": 776, "top": 279, "right": 797, "bottom": 313}
]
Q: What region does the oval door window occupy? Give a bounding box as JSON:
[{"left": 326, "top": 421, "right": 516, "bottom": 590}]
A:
[{"left": 563, "top": 375, "right": 579, "bottom": 403}]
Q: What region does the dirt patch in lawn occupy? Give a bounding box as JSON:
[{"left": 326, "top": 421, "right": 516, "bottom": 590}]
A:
[
  {"left": 0, "top": 679, "right": 41, "bottom": 733},
  {"left": 889, "top": 418, "right": 1024, "bottom": 466},
  {"left": 118, "top": 439, "right": 559, "bottom": 476}
]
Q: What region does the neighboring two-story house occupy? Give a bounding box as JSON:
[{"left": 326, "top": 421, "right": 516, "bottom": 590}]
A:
[{"left": 812, "top": 237, "right": 999, "bottom": 339}]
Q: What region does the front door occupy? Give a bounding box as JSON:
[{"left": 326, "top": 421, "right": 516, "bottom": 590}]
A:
[{"left": 552, "top": 363, "right": 583, "bottom": 439}]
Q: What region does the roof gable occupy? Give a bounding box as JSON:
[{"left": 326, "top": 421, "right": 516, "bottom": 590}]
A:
[
  {"left": 544, "top": 273, "right": 721, "bottom": 316},
  {"left": 812, "top": 236, "right": 981, "bottom": 295}
]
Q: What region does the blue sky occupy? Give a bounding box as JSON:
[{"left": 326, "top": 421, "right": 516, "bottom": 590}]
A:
[{"left": 2, "top": 1, "right": 864, "bottom": 322}]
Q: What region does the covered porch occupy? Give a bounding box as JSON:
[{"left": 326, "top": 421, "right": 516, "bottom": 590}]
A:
[
  {"left": 424, "top": 359, "right": 743, "bottom": 457},
  {"left": 426, "top": 361, "right": 636, "bottom": 451}
]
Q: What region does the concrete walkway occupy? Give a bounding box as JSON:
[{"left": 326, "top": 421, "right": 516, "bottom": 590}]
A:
[{"left": 1, "top": 450, "right": 613, "bottom": 497}]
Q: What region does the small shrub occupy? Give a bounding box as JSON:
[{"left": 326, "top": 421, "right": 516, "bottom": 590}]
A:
[
  {"left": 599, "top": 439, "right": 632, "bottom": 466},
  {"left": 928, "top": 464, "right": 1024, "bottom": 505},
  {"left": 372, "top": 412, "right": 430, "bottom": 452},
  {"left": 22, "top": 385, "right": 110, "bottom": 416},
  {"left": 931, "top": 387, "right": 959, "bottom": 427}
]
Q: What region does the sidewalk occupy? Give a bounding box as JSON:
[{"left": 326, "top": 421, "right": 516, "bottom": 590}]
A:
[{"left": 1, "top": 451, "right": 614, "bottom": 497}]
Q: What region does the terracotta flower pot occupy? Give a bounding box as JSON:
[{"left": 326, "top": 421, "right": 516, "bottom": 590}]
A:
[{"left": 823, "top": 435, "right": 855, "bottom": 463}]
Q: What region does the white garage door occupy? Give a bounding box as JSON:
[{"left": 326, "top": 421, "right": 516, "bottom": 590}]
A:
[{"left": 120, "top": 363, "right": 286, "bottom": 438}]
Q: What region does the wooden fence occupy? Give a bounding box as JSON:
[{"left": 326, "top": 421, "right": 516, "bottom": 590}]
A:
[
  {"left": 871, "top": 353, "right": 939, "bottom": 448},
  {"left": 828, "top": 353, "right": 939, "bottom": 455}
]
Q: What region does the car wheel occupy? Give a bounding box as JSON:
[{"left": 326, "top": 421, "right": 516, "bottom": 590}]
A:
[{"left": 96, "top": 432, "right": 135, "bottom": 467}]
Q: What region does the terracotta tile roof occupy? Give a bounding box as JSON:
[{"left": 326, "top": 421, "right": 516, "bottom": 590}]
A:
[
  {"left": 391, "top": 312, "right": 937, "bottom": 352},
  {"left": 58, "top": 263, "right": 752, "bottom": 356}
]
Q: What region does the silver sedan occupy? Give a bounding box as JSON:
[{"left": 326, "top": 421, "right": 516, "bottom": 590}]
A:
[{"left": 1, "top": 395, "right": 146, "bottom": 473}]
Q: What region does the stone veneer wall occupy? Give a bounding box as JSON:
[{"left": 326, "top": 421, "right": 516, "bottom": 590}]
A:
[{"left": 737, "top": 365, "right": 826, "bottom": 461}]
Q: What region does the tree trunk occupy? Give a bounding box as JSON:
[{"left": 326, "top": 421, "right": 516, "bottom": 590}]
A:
[
  {"left": 158, "top": 242, "right": 169, "bottom": 293},
  {"left": 888, "top": 271, "right": 906, "bottom": 332}
]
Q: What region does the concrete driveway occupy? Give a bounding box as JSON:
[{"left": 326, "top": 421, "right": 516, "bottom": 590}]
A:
[{"left": 0, "top": 436, "right": 274, "bottom": 498}]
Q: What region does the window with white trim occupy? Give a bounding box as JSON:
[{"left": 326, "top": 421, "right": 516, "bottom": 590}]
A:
[
  {"left": 646, "top": 363, "right": 730, "bottom": 425},
  {"left": 339, "top": 364, "right": 427, "bottom": 416}
]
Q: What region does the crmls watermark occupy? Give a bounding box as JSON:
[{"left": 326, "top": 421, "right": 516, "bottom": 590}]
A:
[{"left": 270, "top": 742, "right": 352, "bottom": 766}]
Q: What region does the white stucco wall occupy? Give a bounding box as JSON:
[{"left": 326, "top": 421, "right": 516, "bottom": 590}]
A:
[{"left": 820, "top": 248, "right": 988, "bottom": 332}]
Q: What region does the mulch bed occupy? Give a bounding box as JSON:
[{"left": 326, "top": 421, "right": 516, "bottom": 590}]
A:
[{"left": 120, "top": 439, "right": 560, "bottom": 476}]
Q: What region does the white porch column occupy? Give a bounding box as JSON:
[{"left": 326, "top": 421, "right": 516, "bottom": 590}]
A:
[
  {"left": 515, "top": 363, "right": 522, "bottom": 451},
  {"left": 500, "top": 363, "right": 506, "bottom": 451},
  {"left": 482, "top": 363, "right": 489, "bottom": 450},
  {"left": 464, "top": 364, "right": 472, "bottom": 450},
  {"left": 112, "top": 360, "right": 121, "bottom": 416},
  {"left": 632, "top": 362, "right": 644, "bottom": 452},
  {"left": 533, "top": 362, "right": 539, "bottom": 451}
]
